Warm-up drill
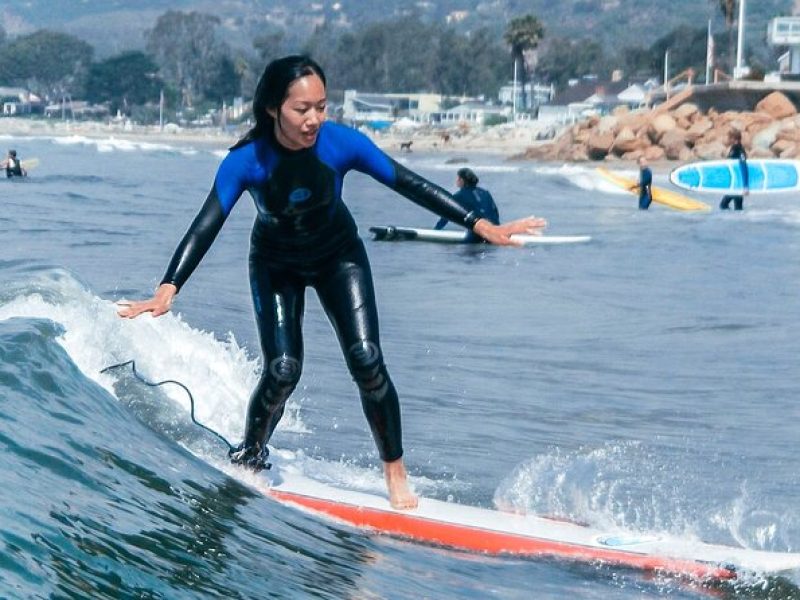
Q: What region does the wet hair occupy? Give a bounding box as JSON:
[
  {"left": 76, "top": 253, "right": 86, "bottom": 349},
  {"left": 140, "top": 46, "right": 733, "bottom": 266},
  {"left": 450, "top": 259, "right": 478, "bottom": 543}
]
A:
[
  {"left": 457, "top": 167, "right": 479, "bottom": 187},
  {"left": 729, "top": 130, "right": 742, "bottom": 142},
  {"left": 232, "top": 55, "right": 326, "bottom": 149},
  {"left": 8, "top": 150, "right": 16, "bottom": 157}
]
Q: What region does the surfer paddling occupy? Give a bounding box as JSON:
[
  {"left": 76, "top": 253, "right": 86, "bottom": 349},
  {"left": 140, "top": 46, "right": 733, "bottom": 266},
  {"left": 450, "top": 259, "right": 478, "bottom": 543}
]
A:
[{"left": 117, "top": 55, "right": 545, "bottom": 510}]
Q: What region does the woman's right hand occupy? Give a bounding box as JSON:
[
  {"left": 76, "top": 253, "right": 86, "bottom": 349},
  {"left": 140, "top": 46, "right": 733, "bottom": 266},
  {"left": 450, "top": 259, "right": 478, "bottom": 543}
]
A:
[{"left": 117, "top": 283, "right": 177, "bottom": 318}]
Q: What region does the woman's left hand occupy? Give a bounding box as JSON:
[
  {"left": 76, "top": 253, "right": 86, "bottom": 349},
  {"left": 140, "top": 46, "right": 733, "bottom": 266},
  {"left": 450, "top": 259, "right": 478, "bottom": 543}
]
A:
[{"left": 473, "top": 216, "right": 547, "bottom": 246}]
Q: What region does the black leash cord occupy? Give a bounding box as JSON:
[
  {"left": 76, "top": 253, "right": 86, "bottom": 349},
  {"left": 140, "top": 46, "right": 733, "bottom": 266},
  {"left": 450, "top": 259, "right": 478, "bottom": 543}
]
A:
[{"left": 100, "top": 360, "right": 235, "bottom": 452}]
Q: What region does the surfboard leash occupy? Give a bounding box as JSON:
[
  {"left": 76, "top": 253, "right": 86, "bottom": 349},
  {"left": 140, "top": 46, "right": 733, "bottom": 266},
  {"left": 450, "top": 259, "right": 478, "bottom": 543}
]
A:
[{"left": 100, "top": 360, "right": 235, "bottom": 452}]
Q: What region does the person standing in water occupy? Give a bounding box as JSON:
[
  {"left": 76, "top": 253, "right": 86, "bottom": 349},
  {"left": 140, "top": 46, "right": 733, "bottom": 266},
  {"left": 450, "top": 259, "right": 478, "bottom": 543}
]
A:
[
  {"left": 635, "top": 156, "right": 653, "bottom": 210},
  {"left": 720, "top": 130, "right": 748, "bottom": 211},
  {"left": 2, "top": 150, "right": 27, "bottom": 178},
  {"left": 117, "top": 55, "right": 546, "bottom": 509},
  {"left": 434, "top": 168, "right": 500, "bottom": 242}
]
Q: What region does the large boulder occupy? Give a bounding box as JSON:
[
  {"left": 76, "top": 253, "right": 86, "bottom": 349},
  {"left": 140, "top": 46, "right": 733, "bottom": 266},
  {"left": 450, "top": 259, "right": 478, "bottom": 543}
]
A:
[
  {"left": 771, "top": 138, "right": 797, "bottom": 156},
  {"left": 693, "top": 140, "right": 727, "bottom": 159},
  {"left": 685, "top": 118, "right": 714, "bottom": 142},
  {"left": 643, "top": 145, "right": 665, "bottom": 161},
  {"left": 586, "top": 130, "right": 615, "bottom": 160},
  {"left": 616, "top": 112, "right": 649, "bottom": 134},
  {"left": 751, "top": 122, "right": 782, "bottom": 153},
  {"left": 660, "top": 129, "right": 689, "bottom": 160},
  {"left": 612, "top": 127, "right": 643, "bottom": 154},
  {"left": 673, "top": 103, "right": 700, "bottom": 121},
  {"left": 755, "top": 92, "right": 797, "bottom": 120},
  {"left": 649, "top": 114, "right": 677, "bottom": 141},
  {"left": 621, "top": 149, "right": 645, "bottom": 161},
  {"left": 776, "top": 124, "right": 800, "bottom": 143},
  {"left": 596, "top": 115, "right": 619, "bottom": 133}
]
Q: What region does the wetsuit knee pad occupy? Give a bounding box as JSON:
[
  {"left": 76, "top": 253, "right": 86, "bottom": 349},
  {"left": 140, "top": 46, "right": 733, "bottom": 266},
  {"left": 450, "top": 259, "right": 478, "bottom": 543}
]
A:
[
  {"left": 265, "top": 355, "right": 302, "bottom": 394},
  {"left": 346, "top": 341, "right": 389, "bottom": 399}
]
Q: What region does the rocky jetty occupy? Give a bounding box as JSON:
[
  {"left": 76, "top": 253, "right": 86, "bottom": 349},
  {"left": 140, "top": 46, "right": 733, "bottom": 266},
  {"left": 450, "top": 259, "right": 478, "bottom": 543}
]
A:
[{"left": 519, "top": 91, "right": 800, "bottom": 162}]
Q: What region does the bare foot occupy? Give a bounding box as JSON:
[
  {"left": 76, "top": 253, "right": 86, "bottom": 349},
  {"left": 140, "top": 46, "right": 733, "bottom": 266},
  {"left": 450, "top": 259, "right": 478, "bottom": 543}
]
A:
[{"left": 383, "top": 458, "right": 418, "bottom": 510}]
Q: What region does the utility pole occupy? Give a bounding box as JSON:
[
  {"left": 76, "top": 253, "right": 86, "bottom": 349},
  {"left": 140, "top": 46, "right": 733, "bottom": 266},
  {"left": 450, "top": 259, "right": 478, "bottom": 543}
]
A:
[
  {"left": 512, "top": 59, "right": 518, "bottom": 124},
  {"left": 735, "top": 0, "right": 747, "bottom": 78}
]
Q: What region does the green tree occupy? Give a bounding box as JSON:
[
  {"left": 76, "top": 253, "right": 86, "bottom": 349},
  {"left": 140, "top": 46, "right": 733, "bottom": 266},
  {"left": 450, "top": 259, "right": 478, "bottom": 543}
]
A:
[
  {"left": 504, "top": 14, "right": 545, "bottom": 110},
  {"left": 145, "top": 10, "right": 227, "bottom": 107},
  {"left": 537, "top": 37, "right": 605, "bottom": 89},
  {"left": 648, "top": 25, "right": 708, "bottom": 79},
  {"left": 434, "top": 27, "right": 507, "bottom": 97},
  {"left": 253, "top": 31, "right": 286, "bottom": 64},
  {"left": 85, "top": 51, "right": 162, "bottom": 114},
  {"left": 308, "top": 16, "right": 439, "bottom": 93},
  {"left": 717, "top": 0, "right": 737, "bottom": 72},
  {"left": 0, "top": 30, "right": 93, "bottom": 98},
  {"left": 203, "top": 55, "right": 241, "bottom": 103}
]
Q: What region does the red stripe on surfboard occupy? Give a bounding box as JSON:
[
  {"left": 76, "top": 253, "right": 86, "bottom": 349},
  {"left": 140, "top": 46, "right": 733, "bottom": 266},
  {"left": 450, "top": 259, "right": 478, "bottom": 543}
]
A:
[{"left": 268, "top": 489, "right": 735, "bottom": 580}]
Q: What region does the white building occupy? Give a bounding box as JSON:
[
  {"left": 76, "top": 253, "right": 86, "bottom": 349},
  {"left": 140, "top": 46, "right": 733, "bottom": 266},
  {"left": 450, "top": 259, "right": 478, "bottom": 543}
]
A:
[
  {"left": 1, "top": 87, "right": 43, "bottom": 115},
  {"left": 498, "top": 82, "right": 555, "bottom": 110},
  {"left": 342, "top": 90, "right": 444, "bottom": 128},
  {"left": 437, "top": 102, "right": 510, "bottom": 125}
]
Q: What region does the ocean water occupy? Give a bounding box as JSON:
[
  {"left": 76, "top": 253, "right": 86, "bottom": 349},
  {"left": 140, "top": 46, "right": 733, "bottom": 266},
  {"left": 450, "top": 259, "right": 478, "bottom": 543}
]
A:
[{"left": 0, "top": 132, "right": 799, "bottom": 599}]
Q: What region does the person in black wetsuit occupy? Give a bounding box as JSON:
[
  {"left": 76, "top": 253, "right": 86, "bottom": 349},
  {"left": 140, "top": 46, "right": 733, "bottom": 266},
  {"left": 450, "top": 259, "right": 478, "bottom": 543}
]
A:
[
  {"left": 434, "top": 168, "right": 500, "bottom": 242},
  {"left": 635, "top": 157, "right": 653, "bottom": 210},
  {"left": 117, "top": 55, "right": 546, "bottom": 509},
  {"left": 720, "top": 130, "right": 748, "bottom": 211},
  {"left": 2, "top": 150, "right": 26, "bottom": 178}
]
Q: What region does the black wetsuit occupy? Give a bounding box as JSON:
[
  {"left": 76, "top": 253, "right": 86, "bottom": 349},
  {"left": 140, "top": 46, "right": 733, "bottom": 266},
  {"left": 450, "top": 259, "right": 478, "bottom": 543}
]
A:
[
  {"left": 160, "top": 121, "right": 481, "bottom": 464},
  {"left": 5, "top": 157, "right": 23, "bottom": 178},
  {"left": 434, "top": 185, "right": 499, "bottom": 242},
  {"left": 638, "top": 167, "right": 653, "bottom": 210},
  {"left": 720, "top": 142, "right": 748, "bottom": 211}
]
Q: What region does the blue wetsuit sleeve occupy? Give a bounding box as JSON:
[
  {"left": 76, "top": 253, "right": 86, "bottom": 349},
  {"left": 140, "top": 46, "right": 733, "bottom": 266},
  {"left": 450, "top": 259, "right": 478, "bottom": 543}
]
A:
[
  {"left": 346, "top": 129, "right": 482, "bottom": 230},
  {"left": 160, "top": 187, "right": 228, "bottom": 292},
  {"left": 434, "top": 217, "right": 448, "bottom": 230}
]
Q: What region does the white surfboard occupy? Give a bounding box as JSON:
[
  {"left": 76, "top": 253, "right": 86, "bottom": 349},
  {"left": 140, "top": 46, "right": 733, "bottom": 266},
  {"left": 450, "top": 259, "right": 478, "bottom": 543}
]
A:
[
  {"left": 670, "top": 159, "right": 800, "bottom": 194},
  {"left": 264, "top": 472, "right": 800, "bottom": 581},
  {"left": 369, "top": 226, "right": 591, "bottom": 245}
]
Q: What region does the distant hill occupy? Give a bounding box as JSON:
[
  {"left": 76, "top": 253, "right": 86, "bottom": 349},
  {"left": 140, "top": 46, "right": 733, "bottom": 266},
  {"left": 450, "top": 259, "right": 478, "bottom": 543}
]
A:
[{"left": 0, "top": 0, "right": 794, "bottom": 65}]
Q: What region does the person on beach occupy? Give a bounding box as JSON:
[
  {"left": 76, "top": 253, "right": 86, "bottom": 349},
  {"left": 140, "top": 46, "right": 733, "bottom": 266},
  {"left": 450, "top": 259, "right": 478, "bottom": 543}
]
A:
[
  {"left": 720, "top": 130, "right": 748, "bottom": 211},
  {"left": 2, "top": 150, "right": 27, "bottom": 178},
  {"left": 117, "top": 55, "right": 546, "bottom": 510},
  {"left": 634, "top": 156, "right": 653, "bottom": 210},
  {"left": 434, "top": 168, "right": 500, "bottom": 242}
]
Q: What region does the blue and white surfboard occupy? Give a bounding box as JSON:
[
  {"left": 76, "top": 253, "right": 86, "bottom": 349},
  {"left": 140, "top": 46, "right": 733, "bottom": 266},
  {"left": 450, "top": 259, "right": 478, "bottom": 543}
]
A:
[{"left": 670, "top": 159, "right": 800, "bottom": 194}]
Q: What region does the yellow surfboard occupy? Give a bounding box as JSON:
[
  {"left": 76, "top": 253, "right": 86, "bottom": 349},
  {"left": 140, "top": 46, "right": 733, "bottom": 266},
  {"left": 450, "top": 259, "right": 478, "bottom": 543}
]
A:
[{"left": 596, "top": 167, "right": 710, "bottom": 212}]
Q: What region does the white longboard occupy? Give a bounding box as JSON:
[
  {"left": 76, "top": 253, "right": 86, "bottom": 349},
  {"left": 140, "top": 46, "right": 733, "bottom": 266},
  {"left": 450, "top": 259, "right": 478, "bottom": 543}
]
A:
[
  {"left": 264, "top": 472, "right": 800, "bottom": 582},
  {"left": 369, "top": 226, "right": 591, "bottom": 245}
]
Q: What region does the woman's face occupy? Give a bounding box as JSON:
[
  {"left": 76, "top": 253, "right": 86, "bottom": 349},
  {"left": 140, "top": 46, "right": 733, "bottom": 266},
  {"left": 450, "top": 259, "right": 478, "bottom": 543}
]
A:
[{"left": 269, "top": 73, "right": 327, "bottom": 150}]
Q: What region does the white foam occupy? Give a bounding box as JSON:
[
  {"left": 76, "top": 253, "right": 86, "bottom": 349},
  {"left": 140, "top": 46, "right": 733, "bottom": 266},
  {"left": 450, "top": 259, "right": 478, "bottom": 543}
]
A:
[
  {"left": 0, "top": 270, "right": 306, "bottom": 443},
  {"left": 51, "top": 134, "right": 181, "bottom": 154},
  {"left": 529, "top": 163, "right": 631, "bottom": 195},
  {"left": 0, "top": 270, "right": 463, "bottom": 500}
]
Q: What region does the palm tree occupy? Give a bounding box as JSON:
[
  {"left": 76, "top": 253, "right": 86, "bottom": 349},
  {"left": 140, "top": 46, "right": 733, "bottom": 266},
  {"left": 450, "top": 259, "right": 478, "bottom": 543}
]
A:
[{"left": 504, "top": 14, "right": 545, "bottom": 112}]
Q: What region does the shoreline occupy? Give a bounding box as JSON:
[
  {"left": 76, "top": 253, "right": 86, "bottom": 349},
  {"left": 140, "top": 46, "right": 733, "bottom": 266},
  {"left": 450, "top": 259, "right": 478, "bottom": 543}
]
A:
[{"left": 0, "top": 116, "right": 557, "bottom": 158}]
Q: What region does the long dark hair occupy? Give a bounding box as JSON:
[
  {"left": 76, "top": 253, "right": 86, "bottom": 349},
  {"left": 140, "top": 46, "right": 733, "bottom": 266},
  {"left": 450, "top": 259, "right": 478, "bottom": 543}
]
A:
[{"left": 232, "top": 55, "right": 326, "bottom": 149}]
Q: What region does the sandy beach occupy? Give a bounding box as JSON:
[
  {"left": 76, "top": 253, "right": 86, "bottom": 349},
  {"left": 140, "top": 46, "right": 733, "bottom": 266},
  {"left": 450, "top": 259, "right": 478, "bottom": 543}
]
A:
[{"left": 0, "top": 116, "right": 554, "bottom": 156}]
